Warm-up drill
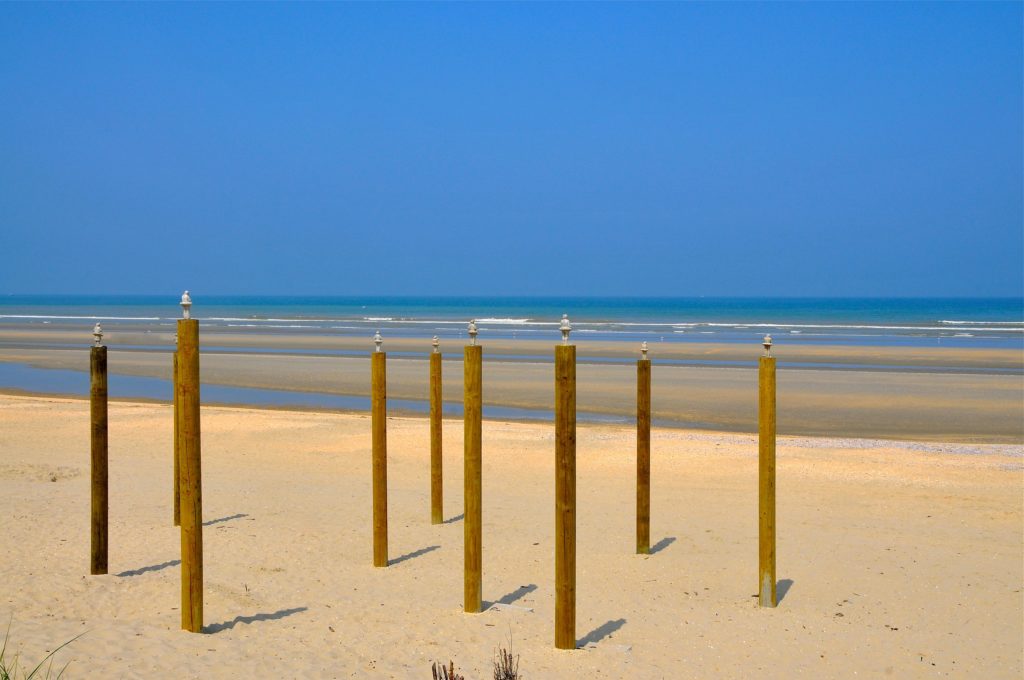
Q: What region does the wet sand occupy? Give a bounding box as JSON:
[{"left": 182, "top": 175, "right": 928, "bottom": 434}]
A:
[
  {"left": 0, "top": 331, "right": 1021, "bottom": 441},
  {"left": 0, "top": 395, "right": 1020, "bottom": 678}
]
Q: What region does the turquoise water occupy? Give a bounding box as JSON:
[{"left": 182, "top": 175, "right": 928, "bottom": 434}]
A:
[{"left": 1, "top": 295, "right": 1022, "bottom": 348}]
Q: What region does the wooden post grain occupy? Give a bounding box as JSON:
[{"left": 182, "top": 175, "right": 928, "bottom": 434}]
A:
[
  {"left": 177, "top": 318, "right": 203, "bottom": 632},
  {"left": 430, "top": 348, "right": 443, "bottom": 525},
  {"left": 554, "top": 343, "right": 576, "bottom": 649},
  {"left": 463, "top": 343, "right": 482, "bottom": 612},
  {"left": 90, "top": 343, "right": 108, "bottom": 575},
  {"left": 758, "top": 346, "right": 777, "bottom": 608},
  {"left": 173, "top": 349, "right": 180, "bottom": 527},
  {"left": 372, "top": 350, "right": 388, "bottom": 567},
  {"left": 636, "top": 355, "right": 651, "bottom": 555}
]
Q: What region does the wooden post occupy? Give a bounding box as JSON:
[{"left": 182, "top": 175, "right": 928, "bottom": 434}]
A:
[
  {"left": 372, "top": 339, "right": 388, "bottom": 568},
  {"left": 90, "top": 325, "right": 108, "bottom": 576},
  {"left": 636, "top": 345, "right": 651, "bottom": 555},
  {"left": 758, "top": 335, "right": 777, "bottom": 608},
  {"left": 463, "top": 340, "right": 482, "bottom": 613},
  {"left": 430, "top": 338, "right": 443, "bottom": 525},
  {"left": 173, "top": 348, "right": 180, "bottom": 527},
  {"left": 554, "top": 314, "right": 576, "bottom": 649},
  {"left": 177, "top": 313, "right": 203, "bottom": 632}
]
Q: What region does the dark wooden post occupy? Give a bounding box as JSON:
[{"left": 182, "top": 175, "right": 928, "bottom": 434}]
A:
[
  {"left": 636, "top": 342, "right": 651, "bottom": 555},
  {"left": 430, "top": 336, "right": 443, "bottom": 525},
  {"left": 759, "top": 335, "right": 777, "bottom": 608},
  {"left": 464, "top": 321, "right": 482, "bottom": 613},
  {"left": 372, "top": 331, "right": 389, "bottom": 568},
  {"left": 177, "top": 291, "right": 203, "bottom": 632},
  {"left": 90, "top": 323, "right": 108, "bottom": 575},
  {"left": 555, "top": 314, "right": 576, "bottom": 649},
  {"left": 173, "top": 344, "right": 180, "bottom": 527}
]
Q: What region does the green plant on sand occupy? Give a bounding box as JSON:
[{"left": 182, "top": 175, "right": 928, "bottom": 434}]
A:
[{"left": 0, "top": 620, "right": 82, "bottom": 680}]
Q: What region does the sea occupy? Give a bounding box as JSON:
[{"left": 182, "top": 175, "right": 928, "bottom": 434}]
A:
[{"left": 0, "top": 295, "right": 1021, "bottom": 348}]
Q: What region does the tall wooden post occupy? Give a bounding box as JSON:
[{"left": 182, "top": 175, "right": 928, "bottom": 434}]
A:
[
  {"left": 464, "top": 321, "right": 482, "bottom": 613},
  {"left": 430, "top": 336, "right": 443, "bottom": 525},
  {"left": 90, "top": 324, "right": 108, "bottom": 575},
  {"left": 372, "top": 331, "right": 388, "bottom": 568},
  {"left": 758, "top": 335, "right": 777, "bottom": 608},
  {"left": 636, "top": 342, "right": 651, "bottom": 555},
  {"left": 173, "top": 345, "right": 180, "bottom": 527},
  {"left": 554, "top": 314, "right": 576, "bottom": 649},
  {"left": 177, "top": 291, "right": 204, "bottom": 633}
]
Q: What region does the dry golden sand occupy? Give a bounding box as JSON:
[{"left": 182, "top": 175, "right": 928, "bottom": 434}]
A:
[{"left": 0, "top": 395, "right": 1021, "bottom": 678}]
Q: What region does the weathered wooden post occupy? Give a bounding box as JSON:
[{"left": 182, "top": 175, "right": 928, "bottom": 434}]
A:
[
  {"left": 177, "top": 291, "right": 204, "bottom": 632},
  {"left": 173, "top": 334, "right": 180, "bottom": 527},
  {"left": 430, "top": 336, "right": 443, "bottom": 525},
  {"left": 464, "top": 321, "right": 483, "bottom": 613},
  {"left": 372, "top": 330, "right": 389, "bottom": 567},
  {"left": 90, "top": 323, "right": 108, "bottom": 575},
  {"left": 636, "top": 341, "right": 651, "bottom": 555},
  {"left": 555, "top": 314, "right": 576, "bottom": 649},
  {"left": 758, "top": 334, "right": 777, "bottom": 608}
]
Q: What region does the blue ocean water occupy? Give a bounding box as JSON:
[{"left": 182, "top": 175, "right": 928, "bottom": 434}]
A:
[{"left": 1, "top": 295, "right": 1022, "bottom": 348}]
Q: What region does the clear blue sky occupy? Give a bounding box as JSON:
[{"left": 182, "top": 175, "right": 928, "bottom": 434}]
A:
[{"left": 1, "top": 2, "right": 1021, "bottom": 297}]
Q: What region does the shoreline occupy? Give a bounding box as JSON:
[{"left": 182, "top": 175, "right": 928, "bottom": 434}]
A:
[
  {"left": 1, "top": 339, "right": 1022, "bottom": 442},
  {"left": 3, "top": 327, "right": 1023, "bottom": 368}
]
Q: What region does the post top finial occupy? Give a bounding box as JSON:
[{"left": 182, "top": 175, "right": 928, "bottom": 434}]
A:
[
  {"left": 641, "top": 340, "right": 648, "bottom": 360},
  {"left": 467, "top": 319, "right": 478, "bottom": 346},
  {"left": 180, "top": 290, "right": 192, "bottom": 319},
  {"left": 93, "top": 322, "right": 103, "bottom": 347},
  {"left": 432, "top": 335, "right": 440, "bottom": 353},
  {"left": 373, "top": 330, "right": 383, "bottom": 353},
  {"left": 763, "top": 334, "right": 773, "bottom": 357},
  {"left": 560, "top": 313, "right": 572, "bottom": 345}
]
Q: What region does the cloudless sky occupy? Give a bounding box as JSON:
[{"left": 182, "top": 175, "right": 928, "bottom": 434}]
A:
[{"left": 1, "top": 2, "right": 1021, "bottom": 297}]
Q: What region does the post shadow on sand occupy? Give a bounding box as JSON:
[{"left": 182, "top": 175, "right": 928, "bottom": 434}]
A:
[
  {"left": 777, "top": 578, "right": 794, "bottom": 603},
  {"left": 204, "top": 607, "right": 308, "bottom": 634},
  {"left": 389, "top": 545, "right": 440, "bottom": 566},
  {"left": 116, "top": 560, "right": 181, "bottom": 577},
  {"left": 649, "top": 536, "right": 676, "bottom": 554},
  {"left": 577, "top": 618, "right": 627, "bottom": 648},
  {"left": 484, "top": 583, "right": 538, "bottom": 609},
  {"left": 443, "top": 513, "right": 464, "bottom": 525},
  {"left": 203, "top": 513, "right": 249, "bottom": 526},
  {"left": 751, "top": 579, "right": 794, "bottom": 604}
]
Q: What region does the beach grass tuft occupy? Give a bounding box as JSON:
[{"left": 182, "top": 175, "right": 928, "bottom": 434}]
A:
[
  {"left": 492, "top": 646, "right": 520, "bottom": 680},
  {"left": 0, "top": 620, "right": 82, "bottom": 680},
  {"left": 431, "top": 660, "right": 465, "bottom": 680}
]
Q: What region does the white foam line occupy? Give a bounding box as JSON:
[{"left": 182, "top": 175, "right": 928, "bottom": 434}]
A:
[
  {"left": 206, "top": 317, "right": 338, "bottom": 323},
  {"left": 672, "top": 322, "right": 1022, "bottom": 333},
  {"left": 0, "top": 314, "right": 161, "bottom": 321},
  {"left": 940, "top": 320, "right": 1024, "bottom": 325},
  {"left": 225, "top": 324, "right": 321, "bottom": 329}
]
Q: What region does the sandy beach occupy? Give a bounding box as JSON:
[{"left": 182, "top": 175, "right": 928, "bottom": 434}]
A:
[
  {"left": 4, "top": 0, "right": 1022, "bottom": 677},
  {"left": 0, "top": 394, "right": 1020, "bottom": 678}
]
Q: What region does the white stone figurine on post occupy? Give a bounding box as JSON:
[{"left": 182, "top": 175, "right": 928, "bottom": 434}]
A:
[{"left": 180, "top": 291, "right": 192, "bottom": 320}]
